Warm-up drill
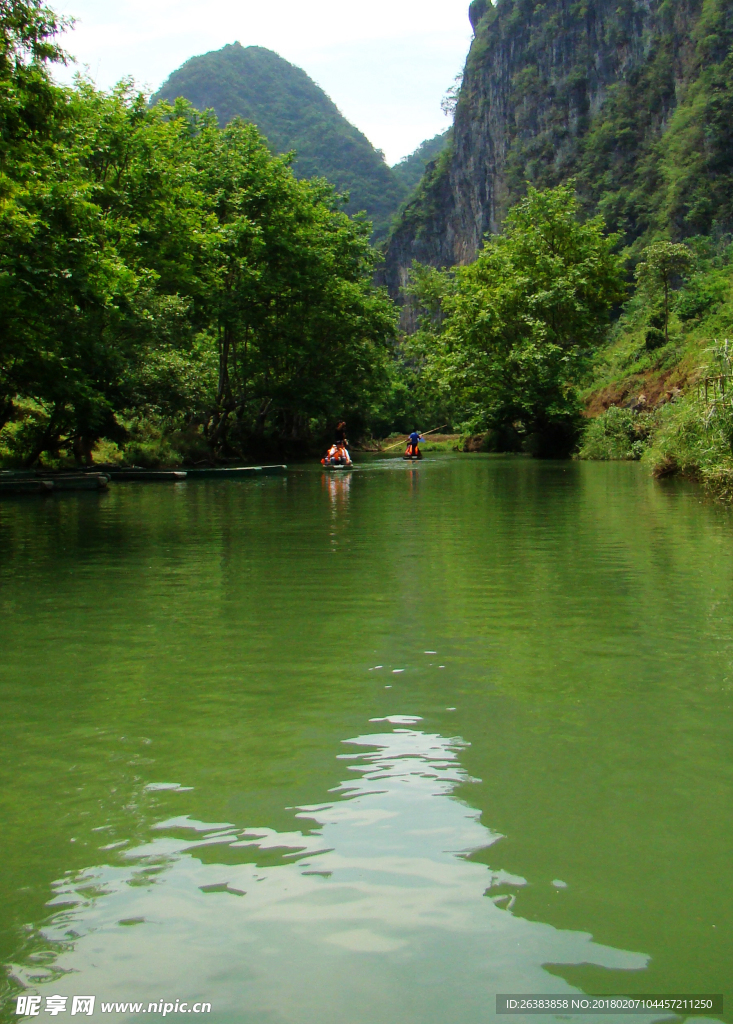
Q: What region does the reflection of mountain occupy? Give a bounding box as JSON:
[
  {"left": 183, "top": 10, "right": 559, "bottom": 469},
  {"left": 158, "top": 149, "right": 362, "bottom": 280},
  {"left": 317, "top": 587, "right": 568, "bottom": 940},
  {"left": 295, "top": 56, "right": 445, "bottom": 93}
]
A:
[{"left": 10, "top": 720, "right": 646, "bottom": 1020}]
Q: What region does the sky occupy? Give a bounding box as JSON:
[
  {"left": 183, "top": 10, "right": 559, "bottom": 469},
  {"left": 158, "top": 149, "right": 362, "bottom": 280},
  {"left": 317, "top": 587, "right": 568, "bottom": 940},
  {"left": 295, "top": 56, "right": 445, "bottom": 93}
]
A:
[{"left": 52, "top": 0, "right": 474, "bottom": 165}]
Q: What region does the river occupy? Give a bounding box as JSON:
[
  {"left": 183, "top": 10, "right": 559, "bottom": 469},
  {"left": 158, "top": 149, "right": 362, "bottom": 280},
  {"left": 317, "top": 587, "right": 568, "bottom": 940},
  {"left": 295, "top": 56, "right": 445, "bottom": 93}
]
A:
[{"left": 0, "top": 455, "right": 731, "bottom": 1023}]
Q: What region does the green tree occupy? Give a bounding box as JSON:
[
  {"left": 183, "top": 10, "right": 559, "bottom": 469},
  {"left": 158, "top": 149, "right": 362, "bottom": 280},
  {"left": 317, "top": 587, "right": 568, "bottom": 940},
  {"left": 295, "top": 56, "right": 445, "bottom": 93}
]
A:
[
  {"left": 418, "top": 183, "right": 625, "bottom": 454},
  {"left": 0, "top": 0, "right": 70, "bottom": 153},
  {"left": 0, "top": 0, "right": 71, "bottom": 438},
  {"left": 1, "top": 78, "right": 215, "bottom": 464},
  {"left": 634, "top": 241, "right": 694, "bottom": 344},
  {"left": 185, "top": 115, "right": 397, "bottom": 452}
]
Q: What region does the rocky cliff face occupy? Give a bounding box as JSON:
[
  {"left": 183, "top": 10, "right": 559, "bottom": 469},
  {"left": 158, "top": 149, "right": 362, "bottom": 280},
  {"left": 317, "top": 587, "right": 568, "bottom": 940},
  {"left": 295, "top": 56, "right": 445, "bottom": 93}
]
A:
[{"left": 383, "top": 0, "right": 733, "bottom": 306}]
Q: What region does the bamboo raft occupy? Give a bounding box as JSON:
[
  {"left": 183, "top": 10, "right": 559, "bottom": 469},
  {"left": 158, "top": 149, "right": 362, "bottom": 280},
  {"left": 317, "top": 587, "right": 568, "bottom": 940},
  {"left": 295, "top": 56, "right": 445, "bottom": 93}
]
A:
[
  {"left": 0, "top": 473, "right": 109, "bottom": 496},
  {"left": 183, "top": 465, "right": 287, "bottom": 479},
  {"left": 0, "top": 465, "right": 288, "bottom": 497},
  {"left": 108, "top": 470, "right": 187, "bottom": 482}
]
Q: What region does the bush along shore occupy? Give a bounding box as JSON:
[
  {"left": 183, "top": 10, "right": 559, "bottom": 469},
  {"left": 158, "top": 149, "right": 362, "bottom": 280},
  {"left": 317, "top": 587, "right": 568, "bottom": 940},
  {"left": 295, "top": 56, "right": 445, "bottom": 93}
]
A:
[{"left": 577, "top": 236, "right": 733, "bottom": 501}]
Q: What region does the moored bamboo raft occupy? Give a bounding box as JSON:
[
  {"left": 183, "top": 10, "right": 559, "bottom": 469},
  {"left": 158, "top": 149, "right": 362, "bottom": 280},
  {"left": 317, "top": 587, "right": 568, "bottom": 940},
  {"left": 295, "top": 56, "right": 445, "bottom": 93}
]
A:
[
  {"left": 0, "top": 478, "right": 55, "bottom": 495},
  {"left": 0, "top": 473, "right": 109, "bottom": 496},
  {"left": 108, "top": 469, "right": 187, "bottom": 482},
  {"left": 0, "top": 464, "right": 288, "bottom": 494},
  {"left": 185, "top": 465, "right": 287, "bottom": 478},
  {"left": 50, "top": 473, "right": 109, "bottom": 490}
]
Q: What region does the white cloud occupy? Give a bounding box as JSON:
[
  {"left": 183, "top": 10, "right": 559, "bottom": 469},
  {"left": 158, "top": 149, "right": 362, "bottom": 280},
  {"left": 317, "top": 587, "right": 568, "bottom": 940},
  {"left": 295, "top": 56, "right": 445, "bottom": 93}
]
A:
[{"left": 52, "top": 0, "right": 472, "bottom": 163}]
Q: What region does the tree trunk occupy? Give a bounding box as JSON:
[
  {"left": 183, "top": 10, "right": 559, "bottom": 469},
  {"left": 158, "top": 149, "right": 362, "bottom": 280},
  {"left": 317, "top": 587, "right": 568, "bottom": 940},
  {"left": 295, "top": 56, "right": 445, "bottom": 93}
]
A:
[
  {"left": 72, "top": 434, "right": 95, "bottom": 466},
  {"left": 217, "top": 324, "right": 233, "bottom": 408},
  {"left": 0, "top": 398, "right": 14, "bottom": 435},
  {"left": 209, "top": 323, "right": 235, "bottom": 449},
  {"left": 23, "top": 403, "right": 65, "bottom": 468},
  {"left": 664, "top": 277, "right": 669, "bottom": 344},
  {"left": 254, "top": 398, "right": 272, "bottom": 438},
  {"left": 207, "top": 408, "right": 232, "bottom": 449}
]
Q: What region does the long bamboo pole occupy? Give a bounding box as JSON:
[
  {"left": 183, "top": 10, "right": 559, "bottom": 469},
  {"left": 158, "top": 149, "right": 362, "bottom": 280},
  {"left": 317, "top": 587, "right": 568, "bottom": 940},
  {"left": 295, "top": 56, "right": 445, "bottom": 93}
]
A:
[{"left": 381, "top": 425, "right": 449, "bottom": 452}]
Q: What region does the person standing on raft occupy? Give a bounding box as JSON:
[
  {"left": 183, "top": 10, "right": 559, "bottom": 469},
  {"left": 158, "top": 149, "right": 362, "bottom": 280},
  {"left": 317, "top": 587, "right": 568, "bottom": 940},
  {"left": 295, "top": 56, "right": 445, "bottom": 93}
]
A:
[
  {"left": 321, "top": 420, "right": 352, "bottom": 466},
  {"left": 335, "top": 421, "right": 351, "bottom": 463},
  {"left": 406, "top": 430, "right": 424, "bottom": 458}
]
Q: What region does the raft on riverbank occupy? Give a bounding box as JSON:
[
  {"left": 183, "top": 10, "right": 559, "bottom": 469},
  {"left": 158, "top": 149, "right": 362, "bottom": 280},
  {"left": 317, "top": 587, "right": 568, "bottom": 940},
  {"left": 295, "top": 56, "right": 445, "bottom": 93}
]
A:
[{"left": 107, "top": 469, "right": 187, "bottom": 482}]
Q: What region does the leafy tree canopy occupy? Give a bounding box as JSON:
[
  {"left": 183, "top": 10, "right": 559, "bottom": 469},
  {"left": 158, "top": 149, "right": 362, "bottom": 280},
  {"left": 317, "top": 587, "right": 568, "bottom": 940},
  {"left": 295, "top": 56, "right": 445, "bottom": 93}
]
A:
[
  {"left": 406, "top": 183, "right": 625, "bottom": 455},
  {"left": 634, "top": 240, "right": 694, "bottom": 343}
]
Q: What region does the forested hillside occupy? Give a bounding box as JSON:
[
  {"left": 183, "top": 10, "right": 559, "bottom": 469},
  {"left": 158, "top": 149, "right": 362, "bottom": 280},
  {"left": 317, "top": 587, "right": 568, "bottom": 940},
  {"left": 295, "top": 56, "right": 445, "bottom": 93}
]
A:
[
  {"left": 391, "top": 130, "right": 450, "bottom": 195},
  {"left": 153, "top": 43, "right": 407, "bottom": 240}
]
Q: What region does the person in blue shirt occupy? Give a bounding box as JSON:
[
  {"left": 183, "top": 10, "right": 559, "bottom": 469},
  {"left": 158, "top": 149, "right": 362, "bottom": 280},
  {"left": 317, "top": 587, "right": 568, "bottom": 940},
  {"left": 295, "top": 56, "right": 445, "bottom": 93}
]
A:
[{"left": 405, "top": 430, "right": 424, "bottom": 458}]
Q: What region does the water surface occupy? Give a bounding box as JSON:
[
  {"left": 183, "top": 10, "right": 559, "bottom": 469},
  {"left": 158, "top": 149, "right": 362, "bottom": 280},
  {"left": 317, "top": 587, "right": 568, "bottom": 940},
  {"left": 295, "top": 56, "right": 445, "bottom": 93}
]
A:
[{"left": 1, "top": 456, "right": 731, "bottom": 1023}]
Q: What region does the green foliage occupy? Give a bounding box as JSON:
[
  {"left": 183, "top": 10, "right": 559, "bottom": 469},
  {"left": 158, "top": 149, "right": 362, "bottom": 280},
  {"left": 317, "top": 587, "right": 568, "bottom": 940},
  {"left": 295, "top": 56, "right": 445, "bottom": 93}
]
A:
[
  {"left": 585, "top": 235, "right": 733, "bottom": 392},
  {"left": 579, "top": 245, "right": 733, "bottom": 499},
  {"left": 440, "top": 74, "right": 463, "bottom": 118},
  {"left": 636, "top": 341, "right": 733, "bottom": 496},
  {"left": 578, "top": 406, "right": 654, "bottom": 460},
  {"left": 653, "top": 0, "right": 733, "bottom": 238},
  {"left": 0, "top": 0, "right": 70, "bottom": 154},
  {"left": 381, "top": 262, "right": 460, "bottom": 433},
  {"left": 406, "top": 184, "right": 625, "bottom": 455},
  {"left": 0, "top": 399, "right": 56, "bottom": 467},
  {"left": 118, "top": 415, "right": 184, "bottom": 469},
  {"left": 152, "top": 44, "right": 406, "bottom": 241},
  {"left": 386, "top": 135, "right": 456, "bottom": 241},
  {"left": 0, "top": 7, "right": 398, "bottom": 468},
  {"left": 641, "top": 391, "right": 733, "bottom": 498},
  {"left": 635, "top": 241, "right": 694, "bottom": 343},
  {"left": 635, "top": 241, "right": 695, "bottom": 292}
]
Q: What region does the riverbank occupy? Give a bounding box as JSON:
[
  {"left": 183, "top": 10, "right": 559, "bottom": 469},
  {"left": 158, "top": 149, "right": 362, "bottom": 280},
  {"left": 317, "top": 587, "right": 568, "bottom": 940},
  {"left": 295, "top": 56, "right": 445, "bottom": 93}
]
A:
[{"left": 577, "top": 239, "right": 733, "bottom": 501}]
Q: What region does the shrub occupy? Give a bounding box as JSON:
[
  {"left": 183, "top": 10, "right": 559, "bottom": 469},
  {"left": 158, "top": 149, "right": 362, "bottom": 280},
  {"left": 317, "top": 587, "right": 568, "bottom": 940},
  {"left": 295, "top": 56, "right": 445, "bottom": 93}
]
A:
[
  {"left": 578, "top": 406, "right": 654, "bottom": 460},
  {"left": 642, "top": 395, "right": 733, "bottom": 481},
  {"left": 645, "top": 327, "right": 667, "bottom": 350},
  {"left": 120, "top": 417, "right": 182, "bottom": 468}
]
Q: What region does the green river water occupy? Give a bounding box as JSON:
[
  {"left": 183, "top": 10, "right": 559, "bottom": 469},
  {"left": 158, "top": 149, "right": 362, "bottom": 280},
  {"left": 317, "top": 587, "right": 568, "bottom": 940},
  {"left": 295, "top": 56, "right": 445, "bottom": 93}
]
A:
[{"left": 1, "top": 455, "right": 732, "bottom": 1024}]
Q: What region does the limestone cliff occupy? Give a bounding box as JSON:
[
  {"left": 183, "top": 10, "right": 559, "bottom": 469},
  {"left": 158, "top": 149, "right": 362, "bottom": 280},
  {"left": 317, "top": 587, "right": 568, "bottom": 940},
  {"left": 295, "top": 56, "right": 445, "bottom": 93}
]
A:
[{"left": 383, "top": 0, "right": 733, "bottom": 303}]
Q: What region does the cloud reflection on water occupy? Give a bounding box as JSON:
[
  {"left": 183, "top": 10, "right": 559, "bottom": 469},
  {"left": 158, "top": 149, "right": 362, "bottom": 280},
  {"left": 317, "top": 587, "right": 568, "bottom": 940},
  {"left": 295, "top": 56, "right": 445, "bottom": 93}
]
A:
[{"left": 14, "top": 720, "right": 649, "bottom": 1023}]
